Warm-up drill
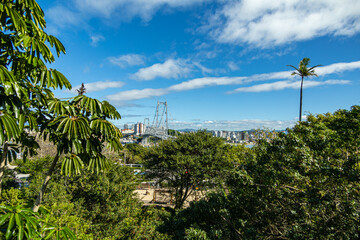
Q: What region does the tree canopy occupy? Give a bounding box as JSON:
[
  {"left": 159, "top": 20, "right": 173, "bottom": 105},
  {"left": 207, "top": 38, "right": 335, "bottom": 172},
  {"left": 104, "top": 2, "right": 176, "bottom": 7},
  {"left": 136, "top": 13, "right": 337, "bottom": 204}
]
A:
[
  {"left": 165, "top": 106, "right": 360, "bottom": 239},
  {"left": 146, "top": 130, "right": 232, "bottom": 209}
]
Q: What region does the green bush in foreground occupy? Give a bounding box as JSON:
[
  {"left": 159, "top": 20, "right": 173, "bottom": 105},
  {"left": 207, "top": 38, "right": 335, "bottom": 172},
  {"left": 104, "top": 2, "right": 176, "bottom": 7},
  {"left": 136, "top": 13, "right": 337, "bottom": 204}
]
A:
[
  {"left": 0, "top": 189, "right": 76, "bottom": 239},
  {"left": 9, "top": 158, "right": 169, "bottom": 239}
]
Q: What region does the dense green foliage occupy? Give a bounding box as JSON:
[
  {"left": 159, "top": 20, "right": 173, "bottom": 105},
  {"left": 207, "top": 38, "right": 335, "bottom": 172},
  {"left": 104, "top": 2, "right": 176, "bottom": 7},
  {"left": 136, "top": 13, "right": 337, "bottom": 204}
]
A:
[
  {"left": 0, "top": 0, "right": 122, "bottom": 212},
  {"left": 168, "top": 129, "right": 180, "bottom": 136},
  {"left": 1, "top": 2, "right": 359, "bottom": 239},
  {"left": 1, "top": 1, "right": 127, "bottom": 238},
  {"left": 123, "top": 143, "right": 147, "bottom": 163},
  {"left": 2, "top": 106, "right": 360, "bottom": 239},
  {"left": 146, "top": 131, "right": 232, "bottom": 209},
  {"left": 0, "top": 0, "right": 123, "bottom": 211},
  {"left": 2, "top": 158, "right": 170, "bottom": 239},
  {"left": 164, "top": 106, "right": 360, "bottom": 239},
  {"left": 0, "top": 188, "right": 77, "bottom": 239}
]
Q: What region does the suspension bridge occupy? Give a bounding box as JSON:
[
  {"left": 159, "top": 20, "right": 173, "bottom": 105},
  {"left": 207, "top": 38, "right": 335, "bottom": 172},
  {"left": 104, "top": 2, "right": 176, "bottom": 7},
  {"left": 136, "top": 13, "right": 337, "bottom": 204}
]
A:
[{"left": 142, "top": 101, "right": 174, "bottom": 144}]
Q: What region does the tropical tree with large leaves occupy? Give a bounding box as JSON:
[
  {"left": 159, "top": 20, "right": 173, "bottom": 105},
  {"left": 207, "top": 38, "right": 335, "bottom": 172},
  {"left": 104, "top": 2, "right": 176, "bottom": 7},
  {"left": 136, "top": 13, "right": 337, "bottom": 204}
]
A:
[
  {"left": 0, "top": 0, "right": 71, "bottom": 193},
  {"left": 33, "top": 93, "right": 122, "bottom": 212},
  {"left": 0, "top": 0, "right": 123, "bottom": 213},
  {"left": 288, "top": 58, "right": 321, "bottom": 121}
]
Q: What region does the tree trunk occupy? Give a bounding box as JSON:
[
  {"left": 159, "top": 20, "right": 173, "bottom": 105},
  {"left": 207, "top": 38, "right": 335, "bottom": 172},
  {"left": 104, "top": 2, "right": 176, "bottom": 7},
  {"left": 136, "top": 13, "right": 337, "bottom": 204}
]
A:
[
  {"left": 175, "top": 185, "right": 184, "bottom": 209},
  {"left": 33, "top": 152, "right": 60, "bottom": 212},
  {"left": 180, "top": 185, "right": 191, "bottom": 209},
  {"left": 299, "top": 76, "right": 304, "bottom": 122},
  {"left": 0, "top": 142, "right": 9, "bottom": 195},
  {"left": 175, "top": 179, "right": 193, "bottom": 209}
]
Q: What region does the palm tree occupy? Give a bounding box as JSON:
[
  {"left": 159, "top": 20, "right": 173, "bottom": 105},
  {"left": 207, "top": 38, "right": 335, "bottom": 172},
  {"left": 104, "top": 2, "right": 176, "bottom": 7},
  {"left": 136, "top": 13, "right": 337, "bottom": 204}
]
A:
[{"left": 288, "top": 58, "right": 321, "bottom": 121}]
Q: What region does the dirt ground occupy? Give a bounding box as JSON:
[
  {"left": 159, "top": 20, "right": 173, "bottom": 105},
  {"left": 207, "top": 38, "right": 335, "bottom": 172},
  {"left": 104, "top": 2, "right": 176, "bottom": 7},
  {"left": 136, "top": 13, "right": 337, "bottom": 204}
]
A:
[{"left": 134, "top": 188, "right": 205, "bottom": 207}]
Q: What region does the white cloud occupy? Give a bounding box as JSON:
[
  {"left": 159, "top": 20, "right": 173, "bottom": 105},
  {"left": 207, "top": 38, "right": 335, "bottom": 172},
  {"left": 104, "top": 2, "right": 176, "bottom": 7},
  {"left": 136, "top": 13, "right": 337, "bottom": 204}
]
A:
[
  {"left": 208, "top": 0, "right": 360, "bottom": 47},
  {"left": 228, "top": 61, "right": 239, "bottom": 71},
  {"left": 90, "top": 34, "right": 105, "bottom": 46},
  {"left": 247, "top": 71, "right": 291, "bottom": 82},
  {"left": 46, "top": 0, "right": 205, "bottom": 33},
  {"left": 229, "top": 80, "right": 351, "bottom": 93},
  {"left": 107, "top": 88, "right": 169, "bottom": 101},
  {"left": 168, "top": 77, "right": 246, "bottom": 91},
  {"left": 46, "top": 6, "right": 82, "bottom": 29},
  {"left": 316, "top": 61, "right": 360, "bottom": 75},
  {"left": 132, "top": 59, "right": 192, "bottom": 81},
  {"left": 108, "top": 54, "right": 145, "bottom": 68},
  {"left": 194, "top": 42, "right": 210, "bottom": 50},
  {"left": 74, "top": 0, "right": 206, "bottom": 21},
  {"left": 193, "top": 62, "right": 214, "bottom": 74},
  {"left": 73, "top": 81, "right": 125, "bottom": 93},
  {"left": 45, "top": 6, "right": 87, "bottom": 34},
  {"left": 242, "top": 60, "right": 360, "bottom": 82}
]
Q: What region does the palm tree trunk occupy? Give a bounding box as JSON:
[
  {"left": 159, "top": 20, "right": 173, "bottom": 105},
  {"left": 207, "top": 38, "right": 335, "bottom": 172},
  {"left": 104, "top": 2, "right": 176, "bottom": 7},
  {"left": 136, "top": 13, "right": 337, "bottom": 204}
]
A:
[
  {"left": 0, "top": 141, "right": 9, "bottom": 195},
  {"left": 299, "top": 76, "right": 304, "bottom": 121},
  {"left": 33, "top": 152, "right": 60, "bottom": 212}
]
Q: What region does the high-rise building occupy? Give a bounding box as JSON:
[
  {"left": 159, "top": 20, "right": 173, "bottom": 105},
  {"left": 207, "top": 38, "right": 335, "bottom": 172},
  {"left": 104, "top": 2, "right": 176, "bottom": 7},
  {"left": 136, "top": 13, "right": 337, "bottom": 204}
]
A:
[
  {"left": 134, "top": 123, "right": 139, "bottom": 135},
  {"left": 124, "top": 123, "right": 129, "bottom": 130},
  {"left": 134, "top": 122, "right": 145, "bottom": 135}
]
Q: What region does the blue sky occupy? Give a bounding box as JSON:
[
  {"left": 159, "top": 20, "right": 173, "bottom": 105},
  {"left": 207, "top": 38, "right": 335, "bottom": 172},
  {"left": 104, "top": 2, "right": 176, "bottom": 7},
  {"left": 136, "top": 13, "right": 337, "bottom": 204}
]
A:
[{"left": 39, "top": 0, "right": 360, "bottom": 130}]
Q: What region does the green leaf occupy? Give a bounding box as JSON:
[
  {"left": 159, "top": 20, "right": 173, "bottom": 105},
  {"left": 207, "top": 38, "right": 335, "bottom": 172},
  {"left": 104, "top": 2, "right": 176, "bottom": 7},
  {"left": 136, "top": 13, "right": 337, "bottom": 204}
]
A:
[
  {"left": 44, "top": 229, "right": 56, "bottom": 239},
  {"left": 19, "top": 114, "right": 25, "bottom": 131},
  {"left": 5, "top": 214, "right": 15, "bottom": 239},
  {"left": 0, "top": 213, "right": 10, "bottom": 226},
  {"left": 0, "top": 112, "right": 20, "bottom": 141},
  {"left": 0, "top": 122, "right": 5, "bottom": 144},
  {"left": 15, "top": 214, "right": 24, "bottom": 240}
]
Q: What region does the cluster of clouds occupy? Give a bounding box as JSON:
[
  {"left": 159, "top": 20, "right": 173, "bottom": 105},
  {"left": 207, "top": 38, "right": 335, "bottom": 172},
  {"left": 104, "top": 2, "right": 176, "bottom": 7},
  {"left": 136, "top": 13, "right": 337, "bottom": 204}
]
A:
[
  {"left": 208, "top": 0, "right": 360, "bottom": 47},
  {"left": 46, "top": 0, "right": 360, "bottom": 130},
  {"left": 120, "top": 61, "right": 358, "bottom": 100},
  {"left": 68, "top": 60, "right": 359, "bottom": 101},
  {"left": 48, "top": 0, "right": 360, "bottom": 102},
  {"left": 106, "top": 55, "right": 218, "bottom": 81},
  {"left": 46, "top": 0, "right": 360, "bottom": 48},
  {"left": 46, "top": 0, "right": 206, "bottom": 35}
]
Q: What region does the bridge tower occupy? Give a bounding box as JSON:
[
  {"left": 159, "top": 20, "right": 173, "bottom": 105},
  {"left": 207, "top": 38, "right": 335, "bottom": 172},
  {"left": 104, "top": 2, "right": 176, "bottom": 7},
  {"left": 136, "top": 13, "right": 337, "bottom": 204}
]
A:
[{"left": 142, "top": 101, "right": 172, "bottom": 143}]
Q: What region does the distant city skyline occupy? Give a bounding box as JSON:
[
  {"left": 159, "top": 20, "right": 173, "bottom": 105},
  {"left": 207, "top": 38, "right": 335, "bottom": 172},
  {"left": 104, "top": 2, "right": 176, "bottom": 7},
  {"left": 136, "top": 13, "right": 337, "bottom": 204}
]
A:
[
  {"left": 120, "top": 117, "right": 296, "bottom": 131},
  {"left": 41, "top": 0, "right": 360, "bottom": 130}
]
